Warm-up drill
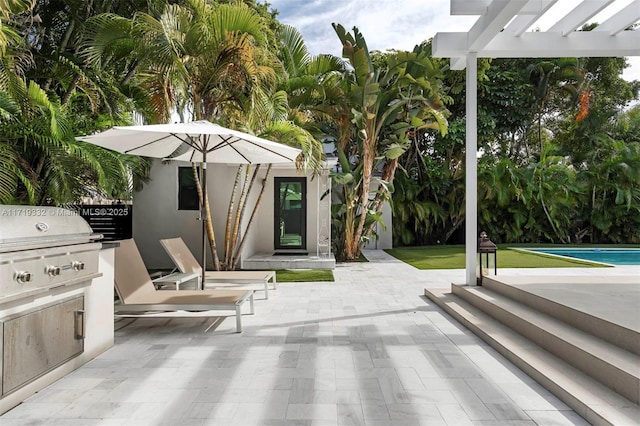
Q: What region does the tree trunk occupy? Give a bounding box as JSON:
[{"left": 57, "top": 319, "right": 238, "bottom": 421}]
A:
[
  {"left": 228, "top": 164, "right": 254, "bottom": 266},
  {"left": 192, "top": 163, "right": 220, "bottom": 270},
  {"left": 336, "top": 145, "right": 357, "bottom": 260},
  {"left": 538, "top": 172, "right": 568, "bottom": 244},
  {"left": 360, "top": 158, "right": 398, "bottom": 250},
  {"left": 43, "top": 21, "right": 75, "bottom": 91},
  {"left": 232, "top": 165, "right": 272, "bottom": 270},
  {"left": 349, "top": 128, "right": 376, "bottom": 260},
  {"left": 229, "top": 164, "right": 260, "bottom": 269},
  {"left": 224, "top": 166, "right": 243, "bottom": 268},
  {"left": 444, "top": 217, "right": 465, "bottom": 242},
  {"left": 61, "top": 74, "right": 81, "bottom": 105}
]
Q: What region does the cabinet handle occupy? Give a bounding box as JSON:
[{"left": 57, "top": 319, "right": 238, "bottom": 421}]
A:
[{"left": 74, "top": 310, "right": 85, "bottom": 339}]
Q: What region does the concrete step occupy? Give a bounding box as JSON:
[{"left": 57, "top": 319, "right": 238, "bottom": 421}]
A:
[
  {"left": 482, "top": 276, "right": 640, "bottom": 356},
  {"left": 452, "top": 284, "right": 639, "bottom": 405},
  {"left": 424, "top": 288, "right": 640, "bottom": 426},
  {"left": 242, "top": 253, "right": 336, "bottom": 270}
]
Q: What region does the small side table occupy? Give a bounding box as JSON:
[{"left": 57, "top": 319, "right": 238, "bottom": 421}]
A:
[{"left": 152, "top": 272, "right": 200, "bottom": 290}]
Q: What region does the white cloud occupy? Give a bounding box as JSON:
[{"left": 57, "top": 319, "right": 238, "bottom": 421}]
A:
[
  {"left": 271, "top": 0, "right": 474, "bottom": 56},
  {"left": 269, "top": 0, "right": 640, "bottom": 83}
]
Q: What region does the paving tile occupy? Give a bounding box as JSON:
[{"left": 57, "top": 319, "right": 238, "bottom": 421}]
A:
[
  {"left": 78, "top": 402, "right": 141, "bottom": 419},
  {"left": 396, "top": 367, "right": 426, "bottom": 390},
  {"left": 337, "top": 403, "right": 365, "bottom": 426},
  {"left": 377, "top": 376, "right": 411, "bottom": 404},
  {"left": 437, "top": 403, "right": 475, "bottom": 425},
  {"left": 313, "top": 390, "right": 361, "bottom": 404},
  {"left": 498, "top": 382, "right": 571, "bottom": 411},
  {"left": 289, "top": 378, "right": 316, "bottom": 403},
  {"left": 205, "top": 402, "right": 238, "bottom": 420},
  {"left": 286, "top": 403, "right": 338, "bottom": 421},
  {"left": 0, "top": 252, "right": 595, "bottom": 425},
  {"left": 1, "top": 402, "right": 68, "bottom": 419},
  {"left": 360, "top": 401, "right": 390, "bottom": 420},
  {"left": 486, "top": 402, "right": 531, "bottom": 421},
  {"left": 387, "top": 402, "right": 446, "bottom": 424},
  {"left": 525, "top": 409, "right": 591, "bottom": 425}
]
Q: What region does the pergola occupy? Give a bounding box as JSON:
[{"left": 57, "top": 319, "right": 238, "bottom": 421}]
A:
[{"left": 432, "top": 0, "right": 640, "bottom": 285}]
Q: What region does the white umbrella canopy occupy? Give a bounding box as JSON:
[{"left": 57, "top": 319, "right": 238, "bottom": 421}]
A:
[
  {"left": 78, "top": 120, "right": 302, "bottom": 287},
  {"left": 77, "top": 120, "right": 302, "bottom": 164}
]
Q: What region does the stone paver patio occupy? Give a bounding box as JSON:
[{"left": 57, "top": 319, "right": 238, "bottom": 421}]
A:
[{"left": 1, "top": 250, "right": 622, "bottom": 425}]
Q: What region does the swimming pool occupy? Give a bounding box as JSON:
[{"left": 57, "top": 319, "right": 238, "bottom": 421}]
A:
[{"left": 525, "top": 248, "right": 640, "bottom": 265}]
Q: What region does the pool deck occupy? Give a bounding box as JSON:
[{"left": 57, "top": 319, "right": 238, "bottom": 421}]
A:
[
  {"left": 0, "top": 252, "right": 637, "bottom": 425},
  {"left": 478, "top": 274, "right": 640, "bottom": 333}
]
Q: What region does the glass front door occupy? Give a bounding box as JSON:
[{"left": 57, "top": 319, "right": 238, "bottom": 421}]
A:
[{"left": 274, "top": 177, "right": 306, "bottom": 250}]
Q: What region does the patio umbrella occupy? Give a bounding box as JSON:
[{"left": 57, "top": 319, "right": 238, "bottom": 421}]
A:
[{"left": 78, "top": 120, "right": 301, "bottom": 287}]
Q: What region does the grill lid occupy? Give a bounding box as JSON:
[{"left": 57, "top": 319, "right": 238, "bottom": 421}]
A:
[{"left": 0, "top": 205, "right": 102, "bottom": 252}]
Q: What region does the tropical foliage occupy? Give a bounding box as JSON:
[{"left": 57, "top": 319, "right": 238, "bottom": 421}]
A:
[
  {"left": 328, "top": 26, "right": 449, "bottom": 260},
  {"left": 3, "top": 0, "right": 639, "bottom": 257},
  {"left": 0, "top": 0, "right": 150, "bottom": 205},
  {"left": 392, "top": 48, "right": 640, "bottom": 246}
]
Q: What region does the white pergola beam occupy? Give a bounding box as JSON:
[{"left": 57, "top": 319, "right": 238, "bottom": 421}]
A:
[
  {"left": 505, "top": 0, "right": 558, "bottom": 36},
  {"left": 467, "top": 0, "right": 529, "bottom": 51},
  {"left": 433, "top": 30, "right": 640, "bottom": 58},
  {"left": 593, "top": 0, "right": 640, "bottom": 35},
  {"left": 450, "top": 57, "right": 466, "bottom": 70},
  {"left": 453, "top": 0, "right": 559, "bottom": 16},
  {"left": 451, "top": 0, "right": 492, "bottom": 15},
  {"left": 547, "top": 0, "right": 616, "bottom": 35}
]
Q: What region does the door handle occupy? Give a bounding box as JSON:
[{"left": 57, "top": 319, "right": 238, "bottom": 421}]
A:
[{"left": 74, "top": 310, "right": 85, "bottom": 339}]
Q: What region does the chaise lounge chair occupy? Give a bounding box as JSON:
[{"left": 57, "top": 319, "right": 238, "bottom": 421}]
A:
[
  {"left": 160, "top": 237, "right": 276, "bottom": 298},
  {"left": 114, "top": 239, "right": 254, "bottom": 333}
]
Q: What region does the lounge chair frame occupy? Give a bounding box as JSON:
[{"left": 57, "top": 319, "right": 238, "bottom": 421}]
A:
[
  {"left": 114, "top": 239, "right": 254, "bottom": 332},
  {"left": 160, "top": 237, "right": 276, "bottom": 298}
]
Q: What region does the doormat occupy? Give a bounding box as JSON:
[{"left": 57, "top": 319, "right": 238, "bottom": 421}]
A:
[{"left": 273, "top": 251, "right": 309, "bottom": 256}]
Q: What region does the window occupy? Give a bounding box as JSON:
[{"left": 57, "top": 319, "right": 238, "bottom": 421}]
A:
[{"left": 178, "top": 167, "right": 199, "bottom": 210}]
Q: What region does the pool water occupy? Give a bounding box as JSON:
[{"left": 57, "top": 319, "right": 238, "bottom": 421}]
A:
[{"left": 527, "top": 248, "right": 640, "bottom": 265}]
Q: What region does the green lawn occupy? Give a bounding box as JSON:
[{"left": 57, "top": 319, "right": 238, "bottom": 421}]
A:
[
  {"left": 276, "top": 269, "right": 334, "bottom": 282},
  {"left": 384, "top": 244, "right": 616, "bottom": 269}
]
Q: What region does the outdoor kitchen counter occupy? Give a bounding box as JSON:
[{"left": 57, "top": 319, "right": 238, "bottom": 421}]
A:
[
  {"left": 0, "top": 206, "right": 116, "bottom": 415},
  {"left": 83, "top": 243, "right": 116, "bottom": 357}
]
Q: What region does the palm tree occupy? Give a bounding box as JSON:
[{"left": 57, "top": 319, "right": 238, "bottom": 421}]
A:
[
  {"left": 83, "top": 3, "right": 333, "bottom": 270},
  {"left": 0, "top": 0, "right": 31, "bottom": 54},
  {"left": 579, "top": 139, "right": 640, "bottom": 243},
  {"left": 83, "top": 1, "right": 274, "bottom": 123},
  {"left": 527, "top": 58, "right": 584, "bottom": 153},
  {"left": 0, "top": 1, "right": 150, "bottom": 206}
]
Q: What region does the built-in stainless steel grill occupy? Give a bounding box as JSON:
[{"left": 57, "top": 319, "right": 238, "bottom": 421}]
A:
[
  {"left": 0, "top": 205, "right": 103, "bottom": 407},
  {"left": 0, "top": 205, "right": 102, "bottom": 305}
]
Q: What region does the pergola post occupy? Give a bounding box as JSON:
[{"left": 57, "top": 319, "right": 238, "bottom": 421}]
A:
[{"left": 465, "top": 52, "right": 478, "bottom": 286}]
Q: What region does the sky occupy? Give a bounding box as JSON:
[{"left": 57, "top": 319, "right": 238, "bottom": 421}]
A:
[{"left": 267, "top": 0, "right": 640, "bottom": 83}]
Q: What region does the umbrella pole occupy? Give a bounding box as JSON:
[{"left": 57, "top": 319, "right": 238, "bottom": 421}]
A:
[{"left": 200, "top": 160, "right": 207, "bottom": 290}]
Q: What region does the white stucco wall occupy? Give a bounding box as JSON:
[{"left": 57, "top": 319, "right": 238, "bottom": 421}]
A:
[
  {"left": 133, "top": 159, "right": 235, "bottom": 268},
  {"left": 364, "top": 203, "right": 393, "bottom": 250},
  {"left": 363, "top": 200, "right": 393, "bottom": 250},
  {"left": 249, "top": 166, "right": 323, "bottom": 255},
  {"left": 133, "top": 160, "right": 326, "bottom": 268}
]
